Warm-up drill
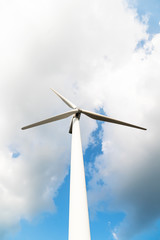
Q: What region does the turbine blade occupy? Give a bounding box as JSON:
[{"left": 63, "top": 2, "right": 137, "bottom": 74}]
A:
[
  {"left": 81, "top": 109, "right": 147, "bottom": 131},
  {"left": 51, "top": 88, "right": 77, "bottom": 109},
  {"left": 22, "top": 110, "right": 78, "bottom": 130},
  {"left": 69, "top": 117, "right": 74, "bottom": 134}
]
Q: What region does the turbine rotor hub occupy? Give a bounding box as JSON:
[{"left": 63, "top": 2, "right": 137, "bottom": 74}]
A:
[{"left": 75, "top": 109, "right": 81, "bottom": 119}]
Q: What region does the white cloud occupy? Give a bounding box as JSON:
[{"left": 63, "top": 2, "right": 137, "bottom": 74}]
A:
[
  {"left": 88, "top": 33, "right": 160, "bottom": 239},
  {"left": 0, "top": 0, "right": 158, "bottom": 239}
]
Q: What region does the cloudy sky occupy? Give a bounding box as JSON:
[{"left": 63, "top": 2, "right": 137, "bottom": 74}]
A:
[{"left": 0, "top": 0, "right": 160, "bottom": 239}]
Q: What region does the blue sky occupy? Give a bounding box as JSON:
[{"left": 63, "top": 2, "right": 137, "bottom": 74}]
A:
[
  {"left": 0, "top": 0, "right": 160, "bottom": 240},
  {"left": 132, "top": 0, "right": 160, "bottom": 34}
]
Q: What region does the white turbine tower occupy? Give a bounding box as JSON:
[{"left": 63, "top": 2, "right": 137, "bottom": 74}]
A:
[{"left": 22, "top": 89, "right": 146, "bottom": 240}]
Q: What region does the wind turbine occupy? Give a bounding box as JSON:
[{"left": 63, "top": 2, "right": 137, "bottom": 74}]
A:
[{"left": 22, "top": 89, "right": 146, "bottom": 240}]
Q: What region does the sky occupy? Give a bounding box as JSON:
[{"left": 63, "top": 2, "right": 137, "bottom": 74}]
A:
[{"left": 0, "top": 0, "right": 160, "bottom": 239}]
